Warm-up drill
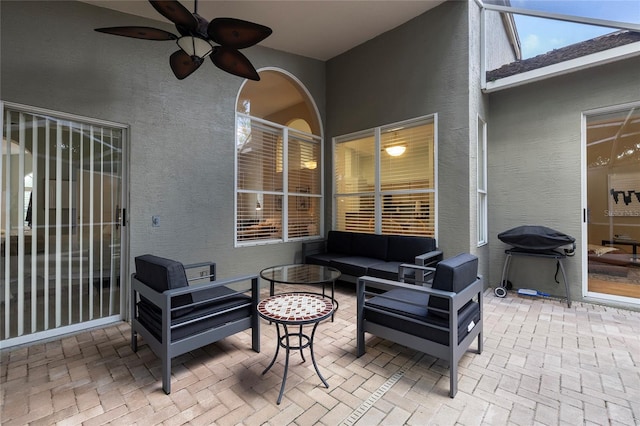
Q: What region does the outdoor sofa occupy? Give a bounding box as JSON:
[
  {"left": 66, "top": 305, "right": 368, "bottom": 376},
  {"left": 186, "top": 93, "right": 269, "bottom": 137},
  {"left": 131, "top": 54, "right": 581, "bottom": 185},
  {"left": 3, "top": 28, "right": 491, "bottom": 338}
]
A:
[{"left": 302, "top": 230, "right": 442, "bottom": 283}]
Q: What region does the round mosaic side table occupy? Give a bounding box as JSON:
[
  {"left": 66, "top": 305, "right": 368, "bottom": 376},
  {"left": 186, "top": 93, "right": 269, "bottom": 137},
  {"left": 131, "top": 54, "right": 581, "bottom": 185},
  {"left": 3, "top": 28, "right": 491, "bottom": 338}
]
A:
[{"left": 257, "top": 292, "right": 334, "bottom": 404}]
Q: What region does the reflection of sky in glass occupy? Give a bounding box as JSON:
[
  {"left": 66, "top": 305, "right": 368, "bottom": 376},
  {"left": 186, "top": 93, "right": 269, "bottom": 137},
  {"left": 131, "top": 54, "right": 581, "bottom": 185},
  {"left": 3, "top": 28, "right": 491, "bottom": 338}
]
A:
[
  {"left": 485, "top": 0, "right": 640, "bottom": 59},
  {"left": 508, "top": 0, "right": 639, "bottom": 22},
  {"left": 515, "top": 17, "right": 615, "bottom": 58}
]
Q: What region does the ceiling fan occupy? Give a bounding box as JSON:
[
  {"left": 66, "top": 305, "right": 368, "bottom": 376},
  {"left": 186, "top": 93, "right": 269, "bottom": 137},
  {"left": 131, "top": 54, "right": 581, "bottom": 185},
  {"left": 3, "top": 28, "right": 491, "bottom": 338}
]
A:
[{"left": 95, "top": 0, "right": 272, "bottom": 81}]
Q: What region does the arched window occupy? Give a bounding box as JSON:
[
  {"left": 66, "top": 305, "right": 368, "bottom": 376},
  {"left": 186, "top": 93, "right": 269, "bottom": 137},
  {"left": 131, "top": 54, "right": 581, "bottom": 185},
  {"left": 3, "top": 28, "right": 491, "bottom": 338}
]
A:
[{"left": 235, "top": 70, "right": 322, "bottom": 245}]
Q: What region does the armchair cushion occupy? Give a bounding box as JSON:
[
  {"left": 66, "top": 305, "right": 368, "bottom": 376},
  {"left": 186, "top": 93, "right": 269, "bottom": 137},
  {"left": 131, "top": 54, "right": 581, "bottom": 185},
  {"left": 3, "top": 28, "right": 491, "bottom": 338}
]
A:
[
  {"left": 135, "top": 254, "right": 193, "bottom": 318},
  {"left": 428, "top": 253, "right": 478, "bottom": 319},
  {"left": 137, "top": 285, "right": 252, "bottom": 342},
  {"left": 364, "top": 288, "right": 480, "bottom": 345}
]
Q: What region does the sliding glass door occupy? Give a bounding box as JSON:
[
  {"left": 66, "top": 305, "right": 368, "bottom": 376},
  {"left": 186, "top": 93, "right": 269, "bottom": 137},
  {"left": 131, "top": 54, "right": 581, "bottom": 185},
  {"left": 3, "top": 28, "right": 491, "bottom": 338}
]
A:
[
  {"left": 1, "top": 103, "right": 127, "bottom": 345},
  {"left": 585, "top": 103, "right": 640, "bottom": 303}
]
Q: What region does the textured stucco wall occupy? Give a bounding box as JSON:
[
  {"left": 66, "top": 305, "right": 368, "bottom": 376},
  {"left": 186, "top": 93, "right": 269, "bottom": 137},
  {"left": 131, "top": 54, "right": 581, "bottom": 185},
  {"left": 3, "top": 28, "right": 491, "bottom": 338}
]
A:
[
  {"left": 326, "top": 1, "right": 473, "bottom": 257},
  {"left": 488, "top": 57, "right": 640, "bottom": 304},
  {"left": 1, "top": 1, "right": 326, "bottom": 283},
  {"left": 484, "top": 9, "right": 518, "bottom": 70}
]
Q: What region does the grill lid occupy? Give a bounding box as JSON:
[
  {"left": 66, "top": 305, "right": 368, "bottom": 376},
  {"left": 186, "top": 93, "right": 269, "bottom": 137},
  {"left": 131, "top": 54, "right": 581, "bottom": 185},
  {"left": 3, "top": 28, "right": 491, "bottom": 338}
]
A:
[{"left": 498, "top": 225, "right": 575, "bottom": 252}]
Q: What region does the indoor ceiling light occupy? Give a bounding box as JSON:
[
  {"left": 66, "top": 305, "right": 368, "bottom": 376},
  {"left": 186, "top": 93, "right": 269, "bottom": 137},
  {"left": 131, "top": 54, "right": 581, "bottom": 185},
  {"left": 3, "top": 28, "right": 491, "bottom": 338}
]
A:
[
  {"left": 385, "top": 144, "right": 407, "bottom": 157},
  {"left": 177, "top": 36, "right": 214, "bottom": 59},
  {"left": 303, "top": 160, "right": 317, "bottom": 170}
]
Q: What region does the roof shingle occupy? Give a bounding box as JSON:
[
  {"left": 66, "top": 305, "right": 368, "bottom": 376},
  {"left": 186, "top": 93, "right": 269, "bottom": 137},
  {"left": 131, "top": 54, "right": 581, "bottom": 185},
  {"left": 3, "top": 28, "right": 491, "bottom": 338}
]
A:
[{"left": 487, "top": 30, "right": 640, "bottom": 82}]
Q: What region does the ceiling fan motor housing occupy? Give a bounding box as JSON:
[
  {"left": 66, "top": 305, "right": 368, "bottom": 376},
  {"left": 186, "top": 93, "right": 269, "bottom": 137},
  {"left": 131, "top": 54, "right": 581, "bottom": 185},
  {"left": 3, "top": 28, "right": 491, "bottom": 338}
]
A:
[{"left": 177, "top": 13, "right": 209, "bottom": 39}]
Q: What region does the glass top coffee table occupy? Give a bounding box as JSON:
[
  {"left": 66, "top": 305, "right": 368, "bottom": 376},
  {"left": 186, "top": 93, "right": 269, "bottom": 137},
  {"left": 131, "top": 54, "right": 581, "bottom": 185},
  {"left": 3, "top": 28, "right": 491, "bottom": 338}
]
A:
[
  {"left": 260, "top": 264, "right": 341, "bottom": 320},
  {"left": 258, "top": 292, "right": 334, "bottom": 405}
]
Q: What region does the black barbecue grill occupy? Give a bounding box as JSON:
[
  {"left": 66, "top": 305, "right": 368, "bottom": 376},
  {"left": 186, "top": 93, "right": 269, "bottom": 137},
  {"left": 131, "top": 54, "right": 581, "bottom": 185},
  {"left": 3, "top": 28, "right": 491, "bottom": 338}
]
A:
[{"left": 496, "top": 225, "right": 575, "bottom": 307}]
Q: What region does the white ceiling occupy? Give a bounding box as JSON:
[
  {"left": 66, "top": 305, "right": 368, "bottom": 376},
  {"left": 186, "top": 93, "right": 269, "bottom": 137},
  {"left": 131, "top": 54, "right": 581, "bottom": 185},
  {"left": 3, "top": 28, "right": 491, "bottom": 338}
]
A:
[{"left": 81, "top": 0, "right": 446, "bottom": 61}]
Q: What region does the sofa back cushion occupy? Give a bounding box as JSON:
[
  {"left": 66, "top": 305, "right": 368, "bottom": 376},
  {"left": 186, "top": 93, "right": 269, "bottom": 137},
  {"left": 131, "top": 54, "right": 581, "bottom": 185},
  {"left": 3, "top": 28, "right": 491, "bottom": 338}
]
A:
[
  {"left": 135, "top": 254, "right": 193, "bottom": 318},
  {"left": 352, "top": 233, "right": 388, "bottom": 260},
  {"left": 427, "top": 253, "right": 478, "bottom": 319},
  {"left": 327, "top": 230, "right": 354, "bottom": 255},
  {"left": 387, "top": 235, "right": 436, "bottom": 262}
]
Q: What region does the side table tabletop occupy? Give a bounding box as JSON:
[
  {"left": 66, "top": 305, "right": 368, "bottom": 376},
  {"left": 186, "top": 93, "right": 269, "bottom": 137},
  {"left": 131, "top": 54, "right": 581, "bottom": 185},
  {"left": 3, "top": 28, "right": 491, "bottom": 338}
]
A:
[{"left": 258, "top": 292, "right": 334, "bottom": 405}]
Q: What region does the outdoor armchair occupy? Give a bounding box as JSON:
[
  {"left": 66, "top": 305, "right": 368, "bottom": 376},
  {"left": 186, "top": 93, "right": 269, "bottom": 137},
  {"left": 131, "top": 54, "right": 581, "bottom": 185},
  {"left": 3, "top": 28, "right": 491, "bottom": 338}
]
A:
[
  {"left": 131, "top": 254, "right": 260, "bottom": 394},
  {"left": 357, "top": 253, "right": 483, "bottom": 397}
]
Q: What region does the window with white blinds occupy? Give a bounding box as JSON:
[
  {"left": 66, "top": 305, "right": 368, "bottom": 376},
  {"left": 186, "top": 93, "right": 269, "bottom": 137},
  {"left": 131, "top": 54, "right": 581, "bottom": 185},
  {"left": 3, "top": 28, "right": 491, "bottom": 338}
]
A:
[
  {"left": 236, "top": 115, "right": 322, "bottom": 244},
  {"left": 334, "top": 116, "right": 436, "bottom": 237},
  {"left": 477, "top": 116, "right": 488, "bottom": 246},
  {"left": 235, "top": 69, "right": 322, "bottom": 245}
]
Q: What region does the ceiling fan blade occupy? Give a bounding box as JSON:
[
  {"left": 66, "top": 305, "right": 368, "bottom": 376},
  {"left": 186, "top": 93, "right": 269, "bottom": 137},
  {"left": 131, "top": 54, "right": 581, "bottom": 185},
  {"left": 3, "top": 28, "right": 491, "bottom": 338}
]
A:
[
  {"left": 149, "top": 0, "right": 197, "bottom": 31},
  {"left": 210, "top": 46, "right": 260, "bottom": 81},
  {"left": 170, "top": 50, "right": 203, "bottom": 80},
  {"left": 207, "top": 18, "right": 272, "bottom": 50},
  {"left": 95, "top": 26, "right": 177, "bottom": 41}
]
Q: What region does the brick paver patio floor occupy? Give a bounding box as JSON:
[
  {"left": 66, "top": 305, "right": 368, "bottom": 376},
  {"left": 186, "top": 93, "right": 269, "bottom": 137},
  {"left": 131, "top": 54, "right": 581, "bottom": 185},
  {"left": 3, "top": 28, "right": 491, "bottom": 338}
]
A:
[{"left": 1, "top": 284, "right": 639, "bottom": 425}]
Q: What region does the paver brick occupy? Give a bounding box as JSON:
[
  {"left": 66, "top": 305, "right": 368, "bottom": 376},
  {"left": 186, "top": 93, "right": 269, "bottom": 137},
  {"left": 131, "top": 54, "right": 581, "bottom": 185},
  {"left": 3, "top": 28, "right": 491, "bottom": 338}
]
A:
[
  {"left": 293, "top": 402, "right": 329, "bottom": 425},
  {"left": 1, "top": 288, "right": 638, "bottom": 425}
]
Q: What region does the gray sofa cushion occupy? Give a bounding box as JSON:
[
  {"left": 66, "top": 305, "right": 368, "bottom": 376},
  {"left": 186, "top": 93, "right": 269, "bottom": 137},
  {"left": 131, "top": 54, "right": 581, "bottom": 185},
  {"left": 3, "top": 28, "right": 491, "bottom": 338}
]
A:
[
  {"left": 387, "top": 235, "right": 436, "bottom": 262},
  {"left": 135, "top": 254, "right": 193, "bottom": 318},
  {"left": 330, "top": 256, "right": 383, "bottom": 277},
  {"left": 428, "top": 253, "right": 478, "bottom": 319},
  {"left": 327, "top": 230, "right": 354, "bottom": 255},
  {"left": 352, "top": 233, "right": 388, "bottom": 260},
  {"left": 305, "top": 252, "right": 349, "bottom": 267}
]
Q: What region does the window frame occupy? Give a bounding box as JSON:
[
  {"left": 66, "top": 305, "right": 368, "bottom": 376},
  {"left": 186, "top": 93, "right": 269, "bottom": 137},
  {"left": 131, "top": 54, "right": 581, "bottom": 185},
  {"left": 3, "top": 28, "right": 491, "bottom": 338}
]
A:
[{"left": 477, "top": 115, "right": 488, "bottom": 246}]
